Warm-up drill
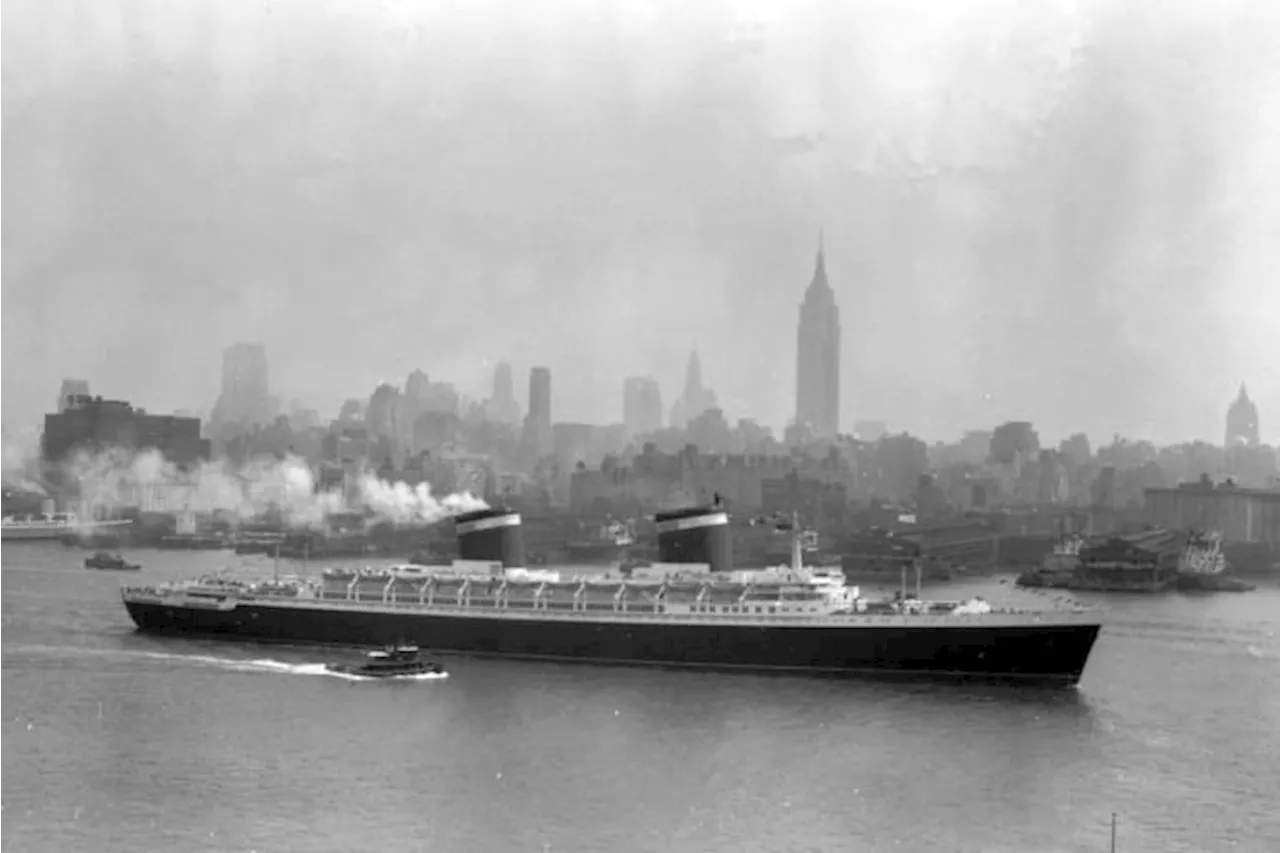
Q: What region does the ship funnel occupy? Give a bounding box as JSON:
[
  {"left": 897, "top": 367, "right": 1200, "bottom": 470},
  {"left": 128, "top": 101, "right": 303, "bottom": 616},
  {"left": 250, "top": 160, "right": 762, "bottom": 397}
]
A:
[
  {"left": 453, "top": 507, "right": 526, "bottom": 569},
  {"left": 654, "top": 506, "right": 733, "bottom": 573}
]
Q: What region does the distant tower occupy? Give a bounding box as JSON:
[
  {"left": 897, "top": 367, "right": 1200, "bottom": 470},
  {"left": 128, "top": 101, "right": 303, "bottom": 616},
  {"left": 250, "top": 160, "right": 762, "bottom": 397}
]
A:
[
  {"left": 494, "top": 362, "right": 514, "bottom": 403},
  {"left": 795, "top": 231, "right": 841, "bottom": 437},
  {"left": 211, "top": 343, "right": 273, "bottom": 431},
  {"left": 57, "top": 379, "right": 91, "bottom": 412},
  {"left": 669, "top": 350, "right": 717, "bottom": 429},
  {"left": 520, "top": 367, "right": 552, "bottom": 459},
  {"left": 683, "top": 350, "right": 703, "bottom": 402},
  {"left": 365, "top": 383, "right": 400, "bottom": 442},
  {"left": 484, "top": 362, "right": 521, "bottom": 427},
  {"left": 1225, "top": 384, "right": 1260, "bottom": 447},
  {"left": 623, "top": 376, "right": 664, "bottom": 436},
  {"left": 405, "top": 369, "right": 431, "bottom": 403}
]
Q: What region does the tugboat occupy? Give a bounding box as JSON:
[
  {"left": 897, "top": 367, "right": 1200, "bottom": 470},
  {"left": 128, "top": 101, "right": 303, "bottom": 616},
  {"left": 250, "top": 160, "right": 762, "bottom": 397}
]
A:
[
  {"left": 325, "top": 645, "right": 447, "bottom": 679},
  {"left": 84, "top": 552, "right": 141, "bottom": 572},
  {"left": 1173, "top": 530, "right": 1256, "bottom": 593}
]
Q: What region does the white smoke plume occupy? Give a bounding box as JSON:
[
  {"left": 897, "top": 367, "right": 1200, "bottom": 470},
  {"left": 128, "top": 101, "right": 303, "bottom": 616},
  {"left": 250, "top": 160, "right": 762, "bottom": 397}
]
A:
[
  {"left": 62, "top": 447, "right": 487, "bottom": 528},
  {"left": 1, "top": 427, "right": 49, "bottom": 496},
  {"left": 356, "top": 477, "right": 489, "bottom": 526}
]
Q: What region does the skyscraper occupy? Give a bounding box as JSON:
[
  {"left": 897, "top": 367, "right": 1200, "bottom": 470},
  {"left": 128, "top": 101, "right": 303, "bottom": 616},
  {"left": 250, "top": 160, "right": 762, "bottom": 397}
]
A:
[
  {"left": 795, "top": 233, "right": 841, "bottom": 437},
  {"left": 1225, "top": 384, "right": 1260, "bottom": 447},
  {"left": 520, "top": 366, "right": 552, "bottom": 460},
  {"left": 668, "top": 350, "right": 717, "bottom": 429},
  {"left": 623, "top": 376, "right": 663, "bottom": 436},
  {"left": 405, "top": 369, "right": 431, "bottom": 403},
  {"left": 210, "top": 343, "right": 274, "bottom": 433},
  {"left": 494, "top": 362, "right": 514, "bottom": 403},
  {"left": 56, "top": 378, "right": 90, "bottom": 413},
  {"left": 485, "top": 362, "right": 521, "bottom": 427}
]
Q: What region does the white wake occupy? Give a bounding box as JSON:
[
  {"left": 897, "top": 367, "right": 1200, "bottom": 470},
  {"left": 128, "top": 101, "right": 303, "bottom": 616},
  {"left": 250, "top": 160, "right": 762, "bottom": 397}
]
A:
[
  {"left": 222, "top": 657, "right": 449, "bottom": 682},
  {"left": 3, "top": 643, "right": 449, "bottom": 682},
  {"left": 181, "top": 653, "right": 449, "bottom": 682}
]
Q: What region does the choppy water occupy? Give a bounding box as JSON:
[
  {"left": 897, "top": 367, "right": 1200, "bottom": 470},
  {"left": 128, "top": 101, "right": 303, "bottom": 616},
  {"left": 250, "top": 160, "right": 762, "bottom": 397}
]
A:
[{"left": 3, "top": 543, "right": 1277, "bottom": 853}]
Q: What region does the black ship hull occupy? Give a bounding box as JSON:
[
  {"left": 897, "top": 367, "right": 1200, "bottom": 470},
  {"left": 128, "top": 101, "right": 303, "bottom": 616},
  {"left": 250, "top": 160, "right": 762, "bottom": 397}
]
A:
[{"left": 122, "top": 600, "right": 1100, "bottom": 687}]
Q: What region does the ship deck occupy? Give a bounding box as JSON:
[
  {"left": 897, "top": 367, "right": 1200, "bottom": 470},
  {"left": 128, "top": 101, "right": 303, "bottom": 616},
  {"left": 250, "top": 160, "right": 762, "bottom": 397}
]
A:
[{"left": 120, "top": 588, "right": 1101, "bottom": 629}]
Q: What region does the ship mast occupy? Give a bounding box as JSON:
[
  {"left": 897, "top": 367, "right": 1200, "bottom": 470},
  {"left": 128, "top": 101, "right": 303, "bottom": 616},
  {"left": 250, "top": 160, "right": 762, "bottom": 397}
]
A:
[
  {"left": 892, "top": 557, "right": 924, "bottom": 599},
  {"left": 790, "top": 511, "right": 803, "bottom": 572}
]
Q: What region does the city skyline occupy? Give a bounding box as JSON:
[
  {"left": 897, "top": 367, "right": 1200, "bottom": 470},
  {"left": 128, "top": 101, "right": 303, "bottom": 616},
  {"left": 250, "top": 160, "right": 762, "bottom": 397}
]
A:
[
  {"left": 3, "top": 244, "right": 1273, "bottom": 449},
  {"left": 5, "top": 354, "right": 1271, "bottom": 454},
  {"left": 3, "top": 0, "right": 1279, "bottom": 445},
  {"left": 4, "top": 319, "right": 1274, "bottom": 456}
]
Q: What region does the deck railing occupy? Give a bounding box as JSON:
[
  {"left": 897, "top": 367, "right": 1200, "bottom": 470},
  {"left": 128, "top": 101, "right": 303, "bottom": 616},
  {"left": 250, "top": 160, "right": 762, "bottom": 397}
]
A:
[{"left": 122, "top": 586, "right": 1095, "bottom": 625}]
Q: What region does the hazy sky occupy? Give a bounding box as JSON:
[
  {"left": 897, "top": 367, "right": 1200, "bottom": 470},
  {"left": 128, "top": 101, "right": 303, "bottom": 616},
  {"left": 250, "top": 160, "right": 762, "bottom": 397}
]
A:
[{"left": 3, "top": 0, "right": 1278, "bottom": 446}]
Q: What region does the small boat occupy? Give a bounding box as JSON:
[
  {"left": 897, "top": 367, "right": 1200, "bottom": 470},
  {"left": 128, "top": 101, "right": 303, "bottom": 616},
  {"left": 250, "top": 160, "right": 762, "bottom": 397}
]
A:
[
  {"left": 325, "top": 645, "right": 446, "bottom": 679},
  {"left": 84, "top": 552, "right": 141, "bottom": 571}
]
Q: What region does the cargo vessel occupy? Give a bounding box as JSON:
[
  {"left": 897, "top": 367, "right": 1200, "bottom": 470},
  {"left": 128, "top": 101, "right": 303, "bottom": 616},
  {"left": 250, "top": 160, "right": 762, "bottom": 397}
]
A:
[{"left": 120, "top": 504, "right": 1103, "bottom": 686}]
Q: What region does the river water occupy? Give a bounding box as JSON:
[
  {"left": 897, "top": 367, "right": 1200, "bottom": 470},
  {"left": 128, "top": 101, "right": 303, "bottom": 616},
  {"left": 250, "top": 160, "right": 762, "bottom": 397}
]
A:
[{"left": 2, "top": 543, "right": 1277, "bottom": 853}]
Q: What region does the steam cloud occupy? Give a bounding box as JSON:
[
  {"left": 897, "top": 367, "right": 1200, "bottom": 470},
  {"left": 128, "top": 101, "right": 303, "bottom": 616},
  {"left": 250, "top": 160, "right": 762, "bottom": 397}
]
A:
[
  {"left": 58, "top": 447, "right": 487, "bottom": 528},
  {"left": 2, "top": 429, "right": 49, "bottom": 497}
]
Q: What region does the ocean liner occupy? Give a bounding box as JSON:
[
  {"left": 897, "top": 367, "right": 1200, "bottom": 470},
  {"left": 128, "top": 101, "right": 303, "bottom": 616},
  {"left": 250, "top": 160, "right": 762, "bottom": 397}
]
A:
[
  {"left": 2, "top": 512, "right": 131, "bottom": 542},
  {"left": 120, "top": 504, "right": 1103, "bottom": 686}
]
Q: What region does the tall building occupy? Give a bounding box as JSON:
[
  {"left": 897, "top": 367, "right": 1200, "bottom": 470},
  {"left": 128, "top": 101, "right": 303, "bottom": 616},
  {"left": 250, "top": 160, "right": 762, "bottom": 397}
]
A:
[
  {"left": 484, "top": 361, "right": 522, "bottom": 427},
  {"left": 494, "top": 362, "right": 514, "bottom": 402},
  {"left": 795, "top": 233, "right": 841, "bottom": 437},
  {"left": 521, "top": 366, "right": 552, "bottom": 460},
  {"left": 1225, "top": 384, "right": 1260, "bottom": 447},
  {"left": 42, "top": 395, "right": 210, "bottom": 467},
  {"left": 41, "top": 396, "right": 214, "bottom": 516},
  {"left": 405, "top": 369, "right": 431, "bottom": 402},
  {"left": 623, "top": 376, "right": 664, "bottom": 437},
  {"left": 57, "top": 379, "right": 91, "bottom": 413},
  {"left": 668, "top": 350, "right": 717, "bottom": 429},
  {"left": 365, "top": 383, "right": 401, "bottom": 442},
  {"left": 210, "top": 343, "right": 274, "bottom": 433}
]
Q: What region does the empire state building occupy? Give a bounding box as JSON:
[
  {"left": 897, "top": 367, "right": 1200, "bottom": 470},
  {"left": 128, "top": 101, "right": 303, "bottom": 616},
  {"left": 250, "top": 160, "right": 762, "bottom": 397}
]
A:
[{"left": 795, "top": 235, "right": 841, "bottom": 437}]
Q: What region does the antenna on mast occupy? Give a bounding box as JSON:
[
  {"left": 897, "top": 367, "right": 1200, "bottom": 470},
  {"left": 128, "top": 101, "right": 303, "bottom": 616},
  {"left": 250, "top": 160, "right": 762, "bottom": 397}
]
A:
[{"left": 789, "top": 510, "right": 803, "bottom": 573}]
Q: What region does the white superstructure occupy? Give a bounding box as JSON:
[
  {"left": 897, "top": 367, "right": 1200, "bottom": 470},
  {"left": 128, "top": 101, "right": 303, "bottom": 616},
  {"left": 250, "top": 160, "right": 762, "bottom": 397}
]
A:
[{"left": 2, "top": 513, "right": 131, "bottom": 541}]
